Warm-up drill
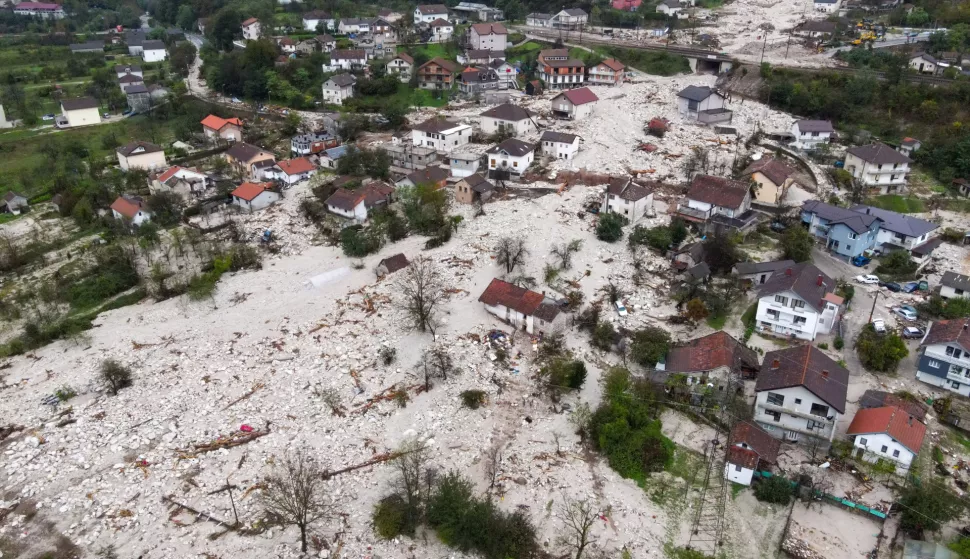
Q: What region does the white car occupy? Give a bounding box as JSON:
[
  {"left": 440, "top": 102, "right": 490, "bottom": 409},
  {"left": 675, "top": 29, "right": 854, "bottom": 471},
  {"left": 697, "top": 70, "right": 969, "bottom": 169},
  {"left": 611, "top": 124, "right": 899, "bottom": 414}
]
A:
[
  {"left": 872, "top": 319, "right": 886, "bottom": 333},
  {"left": 855, "top": 274, "right": 880, "bottom": 284},
  {"left": 615, "top": 301, "right": 628, "bottom": 317}
]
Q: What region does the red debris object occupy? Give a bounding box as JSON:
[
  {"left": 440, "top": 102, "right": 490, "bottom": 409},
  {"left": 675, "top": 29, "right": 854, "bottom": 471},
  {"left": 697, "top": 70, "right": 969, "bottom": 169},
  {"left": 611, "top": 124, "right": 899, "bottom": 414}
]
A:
[
  {"left": 638, "top": 143, "right": 658, "bottom": 152},
  {"left": 648, "top": 118, "right": 669, "bottom": 131},
  {"left": 240, "top": 424, "right": 254, "bottom": 433}
]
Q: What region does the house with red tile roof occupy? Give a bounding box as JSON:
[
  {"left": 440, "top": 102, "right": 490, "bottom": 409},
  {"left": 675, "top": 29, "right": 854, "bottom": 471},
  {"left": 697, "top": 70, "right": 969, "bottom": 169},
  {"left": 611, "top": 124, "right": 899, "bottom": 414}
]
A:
[
  {"left": 674, "top": 174, "right": 759, "bottom": 234},
  {"left": 725, "top": 421, "right": 781, "bottom": 485},
  {"left": 110, "top": 196, "right": 151, "bottom": 226},
  {"left": 324, "top": 182, "right": 395, "bottom": 222},
  {"left": 846, "top": 406, "right": 926, "bottom": 471},
  {"left": 201, "top": 114, "right": 243, "bottom": 142},
  {"left": 152, "top": 166, "right": 210, "bottom": 198},
  {"left": 550, "top": 87, "right": 598, "bottom": 120},
  {"left": 660, "top": 331, "right": 760, "bottom": 381},
  {"left": 267, "top": 157, "right": 317, "bottom": 186},
  {"left": 242, "top": 18, "right": 261, "bottom": 40},
  {"left": 588, "top": 58, "right": 626, "bottom": 86},
  {"left": 231, "top": 182, "right": 279, "bottom": 212},
  {"left": 478, "top": 278, "right": 563, "bottom": 335}
]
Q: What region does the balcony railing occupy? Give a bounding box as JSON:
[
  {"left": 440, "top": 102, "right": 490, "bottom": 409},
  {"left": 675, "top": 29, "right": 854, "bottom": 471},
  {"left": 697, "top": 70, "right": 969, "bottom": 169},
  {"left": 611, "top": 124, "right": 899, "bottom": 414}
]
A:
[
  {"left": 674, "top": 205, "right": 709, "bottom": 221},
  {"left": 758, "top": 401, "right": 835, "bottom": 425}
]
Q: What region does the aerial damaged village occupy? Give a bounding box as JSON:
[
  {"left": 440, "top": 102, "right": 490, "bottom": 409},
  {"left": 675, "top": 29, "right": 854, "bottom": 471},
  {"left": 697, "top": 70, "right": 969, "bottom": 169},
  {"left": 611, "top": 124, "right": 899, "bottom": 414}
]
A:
[{"left": 9, "top": 1, "right": 970, "bottom": 559}]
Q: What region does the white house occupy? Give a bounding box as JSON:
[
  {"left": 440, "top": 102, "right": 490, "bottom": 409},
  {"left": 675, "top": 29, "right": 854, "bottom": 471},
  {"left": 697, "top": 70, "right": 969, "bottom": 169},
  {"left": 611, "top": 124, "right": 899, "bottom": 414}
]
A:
[
  {"left": 326, "top": 49, "right": 367, "bottom": 72},
  {"left": 526, "top": 13, "right": 552, "bottom": 27},
  {"left": 941, "top": 272, "right": 970, "bottom": 300},
  {"left": 242, "top": 18, "right": 261, "bottom": 40},
  {"left": 657, "top": 0, "right": 683, "bottom": 16},
  {"left": 110, "top": 196, "right": 151, "bottom": 226},
  {"left": 754, "top": 345, "right": 849, "bottom": 442},
  {"left": 754, "top": 262, "right": 841, "bottom": 341},
  {"left": 337, "top": 18, "right": 369, "bottom": 34},
  {"left": 61, "top": 98, "right": 101, "bottom": 127},
  {"left": 414, "top": 4, "right": 449, "bottom": 23},
  {"left": 909, "top": 52, "right": 938, "bottom": 74},
  {"left": 724, "top": 422, "right": 781, "bottom": 486},
  {"left": 141, "top": 40, "right": 167, "bottom": 62},
  {"left": 898, "top": 137, "right": 922, "bottom": 157},
  {"left": 116, "top": 141, "right": 167, "bottom": 171},
  {"left": 848, "top": 204, "right": 938, "bottom": 253},
  {"left": 550, "top": 87, "right": 598, "bottom": 120},
  {"left": 429, "top": 19, "right": 454, "bottom": 43},
  {"left": 549, "top": 8, "right": 588, "bottom": 29},
  {"left": 267, "top": 157, "right": 316, "bottom": 186},
  {"left": 302, "top": 10, "right": 334, "bottom": 31},
  {"left": 486, "top": 138, "right": 534, "bottom": 178},
  {"left": 732, "top": 260, "right": 796, "bottom": 286},
  {"left": 539, "top": 130, "right": 580, "bottom": 160},
  {"left": 315, "top": 34, "right": 337, "bottom": 52},
  {"left": 118, "top": 73, "right": 144, "bottom": 92},
  {"left": 322, "top": 74, "right": 356, "bottom": 106},
  {"left": 386, "top": 53, "right": 414, "bottom": 82},
  {"left": 479, "top": 103, "right": 537, "bottom": 137},
  {"left": 813, "top": 0, "right": 841, "bottom": 13},
  {"left": 790, "top": 120, "right": 834, "bottom": 151},
  {"left": 602, "top": 177, "right": 654, "bottom": 220},
  {"left": 412, "top": 118, "right": 472, "bottom": 152},
  {"left": 845, "top": 143, "right": 912, "bottom": 194},
  {"left": 324, "top": 182, "right": 395, "bottom": 221},
  {"left": 676, "top": 85, "right": 727, "bottom": 121},
  {"left": 0, "top": 104, "right": 11, "bottom": 129},
  {"left": 916, "top": 319, "right": 970, "bottom": 397},
  {"left": 846, "top": 406, "right": 926, "bottom": 472},
  {"left": 231, "top": 182, "right": 280, "bottom": 212},
  {"left": 448, "top": 152, "right": 482, "bottom": 178},
  {"left": 478, "top": 278, "right": 566, "bottom": 335},
  {"left": 469, "top": 22, "right": 508, "bottom": 51},
  {"left": 153, "top": 166, "right": 210, "bottom": 197},
  {"left": 488, "top": 59, "right": 516, "bottom": 89},
  {"left": 1, "top": 191, "right": 28, "bottom": 214}
]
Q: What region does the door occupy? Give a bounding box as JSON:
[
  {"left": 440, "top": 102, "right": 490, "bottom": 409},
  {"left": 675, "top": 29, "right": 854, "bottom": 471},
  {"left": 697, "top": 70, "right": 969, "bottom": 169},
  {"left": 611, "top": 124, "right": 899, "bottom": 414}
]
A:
[{"left": 855, "top": 448, "right": 864, "bottom": 460}]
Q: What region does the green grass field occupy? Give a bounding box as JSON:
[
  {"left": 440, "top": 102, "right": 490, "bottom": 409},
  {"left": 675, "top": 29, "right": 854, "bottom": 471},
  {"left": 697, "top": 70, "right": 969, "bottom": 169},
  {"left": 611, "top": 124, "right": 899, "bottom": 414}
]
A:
[{"left": 865, "top": 194, "right": 926, "bottom": 213}]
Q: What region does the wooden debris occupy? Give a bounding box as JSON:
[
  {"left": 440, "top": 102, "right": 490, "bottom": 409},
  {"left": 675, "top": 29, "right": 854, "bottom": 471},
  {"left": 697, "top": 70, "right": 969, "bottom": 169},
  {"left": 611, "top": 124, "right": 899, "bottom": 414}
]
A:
[
  {"left": 177, "top": 424, "right": 271, "bottom": 458},
  {"left": 349, "top": 384, "right": 422, "bottom": 415},
  {"left": 322, "top": 451, "right": 407, "bottom": 480},
  {"left": 164, "top": 495, "right": 233, "bottom": 528},
  {"left": 222, "top": 382, "right": 265, "bottom": 410},
  {"left": 0, "top": 424, "right": 25, "bottom": 443}
]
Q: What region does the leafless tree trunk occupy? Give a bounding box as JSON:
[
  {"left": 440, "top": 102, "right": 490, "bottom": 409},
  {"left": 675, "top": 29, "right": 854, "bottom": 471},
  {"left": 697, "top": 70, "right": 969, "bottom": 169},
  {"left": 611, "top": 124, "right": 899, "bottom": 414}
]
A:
[
  {"left": 393, "top": 438, "right": 430, "bottom": 529},
  {"left": 495, "top": 237, "right": 528, "bottom": 274},
  {"left": 557, "top": 496, "right": 599, "bottom": 559},
  {"left": 261, "top": 451, "right": 335, "bottom": 553},
  {"left": 484, "top": 439, "right": 504, "bottom": 494},
  {"left": 418, "top": 345, "right": 454, "bottom": 391},
  {"left": 397, "top": 256, "right": 445, "bottom": 338},
  {"left": 552, "top": 239, "right": 582, "bottom": 270}
]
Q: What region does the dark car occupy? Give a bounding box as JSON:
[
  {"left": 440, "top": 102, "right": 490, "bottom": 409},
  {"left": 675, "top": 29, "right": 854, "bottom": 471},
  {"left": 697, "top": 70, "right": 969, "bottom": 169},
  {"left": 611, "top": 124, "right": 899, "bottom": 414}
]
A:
[
  {"left": 880, "top": 281, "right": 902, "bottom": 292},
  {"left": 902, "top": 282, "right": 919, "bottom": 293},
  {"left": 902, "top": 326, "right": 925, "bottom": 339},
  {"left": 852, "top": 255, "right": 871, "bottom": 267}
]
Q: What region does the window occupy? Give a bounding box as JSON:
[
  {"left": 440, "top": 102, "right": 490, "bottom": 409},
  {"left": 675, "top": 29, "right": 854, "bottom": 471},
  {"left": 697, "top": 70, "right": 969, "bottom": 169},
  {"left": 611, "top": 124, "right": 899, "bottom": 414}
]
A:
[
  {"left": 735, "top": 464, "right": 742, "bottom": 472},
  {"left": 766, "top": 392, "right": 784, "bottom": 406},
  {"left": 846, "top": 245, "right": 852, "bottom": 252},
  {"left": 767, "top": 309, "right": 780, "bottom": 320},
  {"left": 687, "top": 99, "right": 699, "bottom": 111},
  {"left": 947, "top": 346, "right": 959, "bottom": 357},
  {"left": 807, "top": 419, "right": 824, "bottom": 430},
  {"left": 929, "top": 360, "right": 941, "bottom": 368},
  {"left": 860, "top": 437, "right": 868, "bottom": 445},
  {"left": 792, "top": 300, "right": 805, "bottom": 309},
  {"left": 774, "top": 295, "right": 788, "bottom": 306},
  {"left": 810, "top": 403, "right": 829, "bottom": 417},
  {"left": 764, "top": 410, "right": 781, "bottom": 422},
  {"left": 848, "top": 232, "right": 858, "bottom": 240},
  {"left": 953, "top": 381, "right": 961, "bottom": 390},
  {"left": 794, "top": 398, "right": 802, "bottom": 404},
  {"left": 893, "top": 450, "right": 900, "bottom": 458},
  {"left": 880, "top": 445, "right": 888, "bottom": 453}
]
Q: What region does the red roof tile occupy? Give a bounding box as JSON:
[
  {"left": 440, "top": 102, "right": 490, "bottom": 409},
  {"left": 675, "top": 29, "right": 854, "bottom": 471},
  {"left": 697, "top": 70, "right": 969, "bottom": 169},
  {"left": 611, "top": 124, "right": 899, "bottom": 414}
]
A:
[
  {"left": 478, "top": 278, "right": 544, "bottom": 316},
  {"left": 729, "top": 421, "right": 781, "bottom": 463},
  {"left": 726, "top": 446, "right": 759, "bottom": 470},
  {"left": 242, "top": 17, "right": 258, "bottom": 26},
  {"left": 276, "top": 157, "right": 315, "bottom": 176},
  {"left": 231, "top": 182, "right": 273, "bottom": 201},
  {"left": 110, "top": 197, "right": 144, "bottom": 219},
  {"left": 556, "top": 87, "right": 599, "bottom": 106},
  {"left": 201, "top": 114, "right": 243, "bottom": 131},
  {"left": 599, "top": 58, "right": 625, "bottom": 71},
  {"left": 847, "top": 406, "right": 927, "bottom": 455},
  {"left": 687, "top": 175, "right": 750, "bottom": 209},
  {"left": 922, "top": 318, "right": 970, "bottom": 349},
  {"left": 156, "top": 166, "right": 182, "bottom": 183},
  {"left": 664, "top": 331, "right": 760, "bottom": 374}
]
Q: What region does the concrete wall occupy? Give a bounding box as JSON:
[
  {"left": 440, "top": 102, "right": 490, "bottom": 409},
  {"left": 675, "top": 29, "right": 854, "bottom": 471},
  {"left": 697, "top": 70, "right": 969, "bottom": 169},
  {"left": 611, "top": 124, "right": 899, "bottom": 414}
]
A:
[
  {"left": 64, "top": 106, "right": 101, "bottom": 127},
  {"left": 724, "top": 463, "right": 755, "bottom": 486},
  {"left": 119, "top": 151, "right": 167, "bottom": 171},
  {"left": 852, "top": 433, "right": 915, "bottom": 470}
]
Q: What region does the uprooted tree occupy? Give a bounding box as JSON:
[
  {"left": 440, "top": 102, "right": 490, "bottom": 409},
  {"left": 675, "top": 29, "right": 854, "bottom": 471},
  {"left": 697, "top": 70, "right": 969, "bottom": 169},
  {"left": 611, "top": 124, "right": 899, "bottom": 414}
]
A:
[
  {"left": 397, "top": 256, "right": 446, "bottom": 338},
  {"left": 261, "top": 450, "right": 335, "bottom": 553},
  {"left": 495, "top": 237, "right": 528, "bottom": 274},
  {"left": 557, "top": 496, "right": 599, "bottom": 559}
]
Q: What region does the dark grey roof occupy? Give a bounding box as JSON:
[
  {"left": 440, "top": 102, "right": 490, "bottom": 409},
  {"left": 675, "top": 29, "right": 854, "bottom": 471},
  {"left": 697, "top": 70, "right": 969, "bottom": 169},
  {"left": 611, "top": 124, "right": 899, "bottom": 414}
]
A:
[
  {"left": 687, "top": 262, "right": 710, "bottom": 279},
  {"left": 533, "top": 302, "right": 561, "bottom": 322},
  {"left": 125, "top": 84, "right": 149, "bottom": 94},
  {"left": 115, "top": 65, "right": 142, "bottom": 73},
  {"left": 757, "top": 345, "right": 848, "bottom": 413},
  {"left": 847, "top": 142, "right": 912, "bottom": 165},
  {"left": 801, "top": 200, "right": 880, "bottom": 234},
  {"left": 461, "top": 67, "right": 498, "bottom": 83},
  {"left": 912, "top": 51, "right": 937, "bottom": 63},
  {"left": 942, "top": 271, "right": 970, "bottom": 292},
  {"left": 70, "top": 41, "right": 104, "bottom": 51},
  {"left": 142, "top": 40, "right": 166, "bottom": 50},
  {"left": 61, "top": 97, "right": 99, "bottom": 111},
  {"left": 412, "top": 117, "right": 465, "bottom": 134},
  {"left": 794, "top": 119, "right": 834, "bottom": 133},
  {"left": 328, "top": 73, "right": 357, "bottom": 87},
  {"left": 677, "top": 85, "right": 720, "bottom": 102},
  {"left": 757, "top": 262, "right": 835, "bottom": 314},
  {"left": 849, "top": 205, "right": 938, "bottom": 238},
  {"left": 528, "top": 12, "right": 552, "bottom": 19},
  {"left": 540, "top": 130, "right": 579, "bottom": 144},
  {"left": 480, "top": 103, "right": 534, "bottom": 122},
  {"left": 487, "top": 138, "right": 533, "bottom": 157},
  {"left": 117, "top": 141, "right": 162, "bottom": 156},
  {"left": 912, "top": 237, "right": 943, "bottom": 257},
  {"left": 125, "top": 30, "right": 146, "bottom": 45},
  {"left": 607, "top": 177, "right": 653, "bottom": 201},
  {"left": 225, "top": 142, "right": 269, "bottom": 162},
  {"left": 733, "top": 259, "right": 796, "bottom": 275},
  {"left": 119, "top": 73, "right": 143, "bottom": 83},
  {"left": 562, "top": 8, "right": 587, "bottom": 15}
]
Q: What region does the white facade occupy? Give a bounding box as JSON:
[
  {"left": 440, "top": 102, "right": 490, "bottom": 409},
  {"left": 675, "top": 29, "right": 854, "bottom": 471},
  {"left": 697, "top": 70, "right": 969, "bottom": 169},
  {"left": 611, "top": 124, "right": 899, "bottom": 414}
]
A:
[
  {"left": 942, "top": 284, "right": 970, "bottom": 300},
  {"left": 487, "top": 148, "right": 533, "bottom": 176},
  {"left": 414, "top": 6, "right": 448, "bottom": 23},
  {"left": 526, "top": 14, "right": 551, "bottom": 27},
  {"left": 112, "top": 207, "right": 151, "bottom": 226},
  {"left": 13, "top": 3, "right": 65, "bottom": 18},
  {"left": 851, "top": 433, "right": 915, "bottom": 471},
  {"left": 386, "top": 57, "right": 413, "bottom": 81},
  {"left": 62, "top": 106, "right": 100, "bottom": 128},
  {"left": 724, "top": 462, "right": 755, "bottom": 486},
  {"left": 909, "top": 55, "right": 937, "bottom": 74},
  {"left": 322, "top": 79, "right": 355, "bottom": 106},
  {"left": 234, "top": 190, "right": 280, "bottom": 212},
  {"left": 242, "top": 21, "right": 261, "bottom": 40},
  {"left": 303, "top": 15, "right": 334, "bottom": 31},
  {"left": 603, "top": 190, "right": 653, "bottom": 219},
  {"left": 413, "top": 124, "right": 472, "bottom": 151},
  {"left": 551, "top": 93, "right": 595, "bottom": 120},
  {"left": 326, "top": 54, "right": 366, "bottom": 72},
  {"left": 480, "top": 115, "right": 535, "bottom": 137},
  {"left": 874, "top": 228, "right": 931, "bottom": 252},
  {"left": 118, "top": 150, "right": 167, "bottom": 172},
  {"left": 541, "top": 136, "right": 580, "bottom": 160},
  {"left": 0, "top": 104, "right": 13, "bottom": 129},
  {"left": 470, "top": 28, "right": 507, "bottom": 51},
  {"left": 754, "top": 386, "right": 841, "bottom": 442},
  {"left": 844, "top": 152, "right": 910, "bottom": 192},
  {"left": 143, "top": 48, "right": 167, "bottom": 62},
  {"left": 917, "top": 340, "right": 970, "bottom": 397},
  {"left": 657, "top": 2, "right": 682, "bottom": 16},
  {"left": 328, "top": 199, "right": 367, "bottom": 221},
  {"left": 755, "top": 289, "right": 839, "bottom": 341},
  {"left": 482, "top": 302, "right": 535, "bottom": 334},
  {"left": 677, "top": 92, "right": 725, "bottom": 118},
  {"left": 449, "top": 154, "right": 481, "bottom": 178},
  {"left": 491, "top": 60, "right": 515, "bottom": 89},
  {"left": 813, "top": 0, "right": 841, "bottom": 13},
  {"left": 431, "top": 23, "right": 454, "bottom": 43},
  {"left": 790, "top": 122, "right": 833, "bottom": 150}
]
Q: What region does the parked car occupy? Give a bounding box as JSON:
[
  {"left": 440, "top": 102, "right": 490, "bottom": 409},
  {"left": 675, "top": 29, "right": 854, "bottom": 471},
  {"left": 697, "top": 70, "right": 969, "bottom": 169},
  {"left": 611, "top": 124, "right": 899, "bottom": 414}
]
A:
[
  {"left": 852, "top": 255, "right": 871, "bottom": 267},
  {"left": 855, "top": 274, "right": 880, "bottom": 284},
  {"left": 41, "top": 114, "right": 55, "bottom": 121},
  {"left": 893, "top": 307, "right": 918, "bottom": 321},
  {"left": 615, "top": 301, "right": 628, "bottom": 317},
  {"left": 902, "top": 282, "right": 920, "bottom": 293},
  {"left": 880, "top": 282, "right": 902, "bottom": 292},
  {"left": 903, "top": 326, "right": 925, "bottom": 339},
  {"left": 872, "top": 319, "right": 886, "bottom": 333},
  {"left": 770, "top": 221, "right": 787, "bottom": 232}
]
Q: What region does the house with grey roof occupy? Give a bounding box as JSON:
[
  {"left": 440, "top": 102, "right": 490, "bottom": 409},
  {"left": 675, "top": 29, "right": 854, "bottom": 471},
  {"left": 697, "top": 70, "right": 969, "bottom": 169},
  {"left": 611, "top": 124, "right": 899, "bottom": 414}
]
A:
[
  {"left": 322, "top": 73, "right": 356, "bottom": 106},
  {"left": 2, "top": 191, "right": 28, "bottom": 214},
  {"left": 486, "top": 138, "right": 534, "bottom": 179},
  {"left": 800, "top": 200, "right": 882, "bottom": 260},
  {"left": 602, "top": 177, "right": 654, "bottom": 221},
  {"left": 849, "top": 204, "right": 938, "bottom": 253},
  {"left": 941, "top": 271, "right": 970, "bottom": 300},
  {"left": 70, "top": 41, "right": 104, "bottom": 53},
  {"left": 479, "top": 103, "right": 537, "bottom": 137},
  {"left": 539, "top": 130, "right": 580, "bottom": 160},
  {"left": 732, "top": 259, "right": 796, "bottom": 285},
  {"left": 845, "top": 142, "right": 912, "bottom": 194},
  {"left": 754, "top": 262, "right": 842, "bottom": 341},
  {"left": 909, "top": 52, "right": 940, "bottom": 74},
  {"left": 676, "top": 86, "right": 731, "bottom": 124},
  {"left": 790, "top": 119, "right": 834, "bottom": 151},
  {"left": 657, "top": 0, "right": 684, "bottom": 16}
]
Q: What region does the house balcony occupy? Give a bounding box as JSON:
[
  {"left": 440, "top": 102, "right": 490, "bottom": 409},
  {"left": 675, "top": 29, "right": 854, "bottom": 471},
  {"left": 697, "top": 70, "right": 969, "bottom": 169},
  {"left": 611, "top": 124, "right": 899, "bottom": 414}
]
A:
[
  {"left": 758, "top": 401, "right": 835, "bottom": 426},
  {"left": 674, "top": 204, "right": 710, "bottom": 223}
]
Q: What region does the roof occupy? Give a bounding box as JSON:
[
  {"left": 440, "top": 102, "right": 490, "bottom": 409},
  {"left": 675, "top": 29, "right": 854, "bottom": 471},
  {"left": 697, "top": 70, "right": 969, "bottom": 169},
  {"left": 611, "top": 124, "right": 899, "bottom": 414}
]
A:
[
  {"left": 544, "top": 58, "right": 585, "bottom": 68},
  {"left": 598, "top": 58, "right": 625, "bottom": 71},
  {"left": 117, "top": 141, "right": 162, "bottom": 157},
  {"left": 686, "top": 175, "right": 749, "bottom": 209},
  {"left": 562, "top": 8, "right": 587, "bottom": 15},
  {"left": 463, "top": 173, "right": 495, "bottom": 193},
  {"left": 677, "top": 85, "right": 722, "bottom": 102},
  {"left": 859, "top": 390, "right": 928, "bottom": 421},
  {"left": 800, "top": 20, "right": 837, "bottom": 33},
  {"left": 316, "top": 34, "right": 336, "bottom": 43},
  {"left": 480, "top": 103, "right": 535, "bottom": 122},
  {"left": 118, "top": 73, "right": 143, "bottom": 83},
  {"left": 757, "top": 345, "right": 849, "bottom": 413},
  {"left": 848, "top": 205, "right": 938, "bottom": 238},
  {"left": 847, "top": 142, "right": 912, "bottom": 165},
  {"left": 478, "top": 278, "right": 544, "bottom": 316},
  {"left": 142, "top": 40, "right": 166, "bottom": 50},
  {"left": 664, "top": 331, "right": 760, "bottom": 374},
  {"left": 232, "top": 182, "right": 273, "bottom": 201},
  {"left": 331, "top": 49, "right": 366, "bottom": 60},
  {"left": 242, "top": 17, "right": 259, "bottom": 26},
  {"left": 61, "top": 97, "right": 99, "bottom": 111},
  {"left": 734, "top": 259, "right": 796, "bottom": 275},
  {"left": 486, "top": 138, "right": 534, "bottom": 157},
  {"left": 412, "top": 117, "right": 465, "bottom": 134},
  {"left": 110, "top": 196, "right": 145, "bottom": 219},
  {"left": 911, "top": 237, "right": 943, "bottom": 257},
  {"left": 225, "top": 142, "right": 270, "bottom": 162},
  {"left": 942, "top": 271, "right": 970, "bottom": 292},
  {"left": 379, "top": 253, "right": 410, "bottom": 274},
  {"left": 276, "top": 157, "right": 315, "bottom": 175},
  {"left": 429, "top": 18, "right": 452, "bottom": 26},
  {"left": 279, "top": 37, "right": 295, "bottom": 46},
  {"left": 124, "top": 84, "right": 149, "bottom": 95},
  {"left": 847, "top": 406, "right": 927, "bottom": 455},
  {"left": 757, "top": 261, "right": 835, "bottom": 313},
  {"left": 528, "top": 12, "right": 552, "bottom": 19},
  {"left": 554, "top": 87, "right": 599, "bottom": 106},
  {"left": 533, "top": 302, "right": 562, "bottom": 322},
  {"left": 726, "top": 446, "right": 760, "bottom": 470},
  {"left": 156, "top": 166, "right": 183, "bottom": 183},
  {"left": 322, "top": 145, "right": 348, "bottom": 159},
  {"left": 471, "top": 22, "right": 508, "bottom": 35},
  {"left": 417, "top": 4, "right": 449, "bottom": 14},
  {"left": 327, "top": 73, "right": 357, "bottom": 87},
  {"left": 394, "top": 52, "right": 414, "bottom": 64},
  {"left": 607, "top": 177, "right": 653, "bottom": 202},
  {"left": 461, "top": 67, "right": 498, "bottom": 83},
  {"left": 15, "top": 2, "right": 63, "bottom": 9},
  {"left": 406, "top": 166, "right": 450, "bottom": 185},
  {"left": 115, "top": 65, "right": 142, "bottom": 73},
  {"left": 902, "top": 137, "right": 921, "bottom": 147},
  {"left": 325, "top": 188, "right": 364, "bottom": 211},
  {"left": 743, "top": 157, "right": 797, "bottom": 186},
  {"left": 540, "top": 130, "right": 579, "bottom": 144},
  {"left": 2, "top": 191, "right": 26, "bottom": 202},
  {"left": 729, "top": 421, "right": 781, "bottom": 463},
  {"left": 360, "top": 182, "right": 395, "bottom": 207},
  {"left": 911, "top": 51, "right": 937, "bottom": 63},
  {"left": 801, "top": 200, "right": 880, "bottom": 235},
  {"left": 922, "top": 318, "right": 970, "bottom": 349},
  {"left": 420, "top": 57, "right": 461, "bottom": 73},
  {"left": 200, "top": 114, "right": 243, "bottom": 130},
  {"left": 71, "top": 41, "right": 104, "bottom": 51}
]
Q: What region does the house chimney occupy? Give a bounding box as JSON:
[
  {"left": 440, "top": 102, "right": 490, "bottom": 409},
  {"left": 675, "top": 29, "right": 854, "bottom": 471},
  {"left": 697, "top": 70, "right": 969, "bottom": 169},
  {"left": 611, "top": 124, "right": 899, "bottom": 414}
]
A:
[
  {"left": 821, "top": 370, "right": 829, "bottom": 378},
  {"left": 817, "top": 275, "right": 823, "bottom": 286},
  {"left": 908, "top": 415, "right": 914, "bottom": 426},
  {"left": 771, "top": 359, "right": 780, "bottom": 369},
  {"left": 785, "top": 268, "right": 792, "bottom": 276}
]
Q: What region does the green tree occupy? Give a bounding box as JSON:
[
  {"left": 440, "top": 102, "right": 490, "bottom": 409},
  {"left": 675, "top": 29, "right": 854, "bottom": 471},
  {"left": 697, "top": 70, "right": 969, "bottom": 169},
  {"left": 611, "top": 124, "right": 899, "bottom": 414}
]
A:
[
  {"left": 629, "top": 327, "right": 670, "bottom": 367},
  {"left": 702, "top": 233, "right": 741, "bottom": 274},
  {"left": 169, "top": 42, "right": 197, "bottom": 77},
  {"left": 208, "top": 7, "right": 242, "bottom": 52},
  {"left": 899, "top": 480, "right": 965, "bottom": 535},
  {"left": 855, "top": 324, "right": 909, "bottom": 373},
  {"left": 596, "top": 213, "right": 626, "bottom": 242},
  {"left": 176, "top": 4, "right": 196, "bottom": 30},
  {"left": 780, "top": 226, "right": 814, "bottom": 262}
]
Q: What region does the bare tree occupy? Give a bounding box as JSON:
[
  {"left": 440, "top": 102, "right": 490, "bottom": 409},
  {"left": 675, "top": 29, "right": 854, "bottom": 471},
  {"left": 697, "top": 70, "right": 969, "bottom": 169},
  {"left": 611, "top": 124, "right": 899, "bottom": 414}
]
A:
[
  {"left": 557, "top": 496, "right": 599, "bottom": 559},
  {"left": 418, "top": 345, "right": 454, "bottom": 391},
  {"left": 397, "top": 256, "right": 446, "bottom": 338},
  {"left": 599, "top": 280, "right": 626, "bottom": 305},
  {"left": 552, "top": 239, "right": 583, "bottom": 270},
  {"left": 495, "top": 237, "right": 528, "bottom": 274},
  {"left": 484, "top": 439, "right": 504, "bottom": 494},
  {"left": 392, "top": 438, "right": 431, "bottom": 533},
  {"left": 261, "top": 451, "right": 335, "bottom": 553}
]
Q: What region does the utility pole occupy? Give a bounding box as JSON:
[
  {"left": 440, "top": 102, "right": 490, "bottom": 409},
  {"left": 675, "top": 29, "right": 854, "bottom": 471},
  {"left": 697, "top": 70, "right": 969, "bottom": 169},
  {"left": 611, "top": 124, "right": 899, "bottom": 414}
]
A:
[
  {"left": 785, "top": 26, "right": 794, "bottom": 59},
  {"left": 868, "top": 290, "right": 879, "bottom": 323},
  {"left": 759, "top": 32, "right": 769, "bottom": 64}
]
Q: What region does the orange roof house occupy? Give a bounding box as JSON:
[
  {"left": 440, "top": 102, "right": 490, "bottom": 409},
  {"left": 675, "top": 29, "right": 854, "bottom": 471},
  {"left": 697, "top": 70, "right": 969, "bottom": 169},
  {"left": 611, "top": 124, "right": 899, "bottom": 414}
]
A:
[{"left": 231, "top": 182, "right": 273, "bottom": 201}]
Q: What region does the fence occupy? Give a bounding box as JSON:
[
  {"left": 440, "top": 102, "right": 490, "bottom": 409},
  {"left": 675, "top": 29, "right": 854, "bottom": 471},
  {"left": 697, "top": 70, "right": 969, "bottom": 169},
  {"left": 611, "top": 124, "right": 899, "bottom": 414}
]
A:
[{"left": 755, "top": 471, "right": 888, "bottom": 521}]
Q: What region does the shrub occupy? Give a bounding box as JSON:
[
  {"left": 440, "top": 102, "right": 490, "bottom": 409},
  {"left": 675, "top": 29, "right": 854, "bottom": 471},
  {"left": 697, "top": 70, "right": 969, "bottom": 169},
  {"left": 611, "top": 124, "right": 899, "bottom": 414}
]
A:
[
  {"left": 55, "top": 384, "right": 77, "bottom": 402},
  {"left": 596, "top": 212, "right": 627, "bottom": 242},
  {"left": 592, "top": 321, "right": 616, "bottom": 351},
  {"left": 834, "top": 336, "right": 844, "bottom": 350},
  {"left": 373, "top": 494, "right": 410, "bottom": 539},
  {"left": 629, "top": 327, "right": 671, "bottom": 367},
  {"left": 539, "top": 358, "right": 587, "bottom": 400},
  {"left": 780, "top": 225, "right": 813, "bottom": 262},
  {"left": 341, "top": 225, "right": 382, "bottom": 257},
  {"left": 918, "top": 294, "right": 970, "bottom": 320},
  {"left": 856, "top": 324, "right": 909, "bottom": 372},
  {"left": 836, "top": 279, "right": 855, "bottom": 303},
  {"left": 875, "top": 250, "right": 918, "bottom": 280},
  {"left": 379, "top": 346, "right": 397, "bottom": 365},
  {"left": 100, "top": 359, "right": 132, "bottom": 395},
  {"left": 460, "top": 389, "right": 488, "bottom": 409},
  {"left": 754, "top": 475, "right": 793, "bottom": 504},
  {"left": 817, "top": 342, "right": 829, "bottom": 350}
]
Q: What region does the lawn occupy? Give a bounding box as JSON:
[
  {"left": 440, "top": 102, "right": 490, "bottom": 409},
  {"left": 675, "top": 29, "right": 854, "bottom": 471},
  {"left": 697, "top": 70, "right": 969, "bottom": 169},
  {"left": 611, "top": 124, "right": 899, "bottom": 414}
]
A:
[
  {"left": 865, "top": 194, "right": 926, "bottom": 213},
  {"left": 706, "top": 312, "right": 729, "bottom": 330},
  {"left": 505, "top": 41, "right": 543, "bottom": 64},
  {"left": 399, "top": 42, "right": 460, "bottom": 61}
]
